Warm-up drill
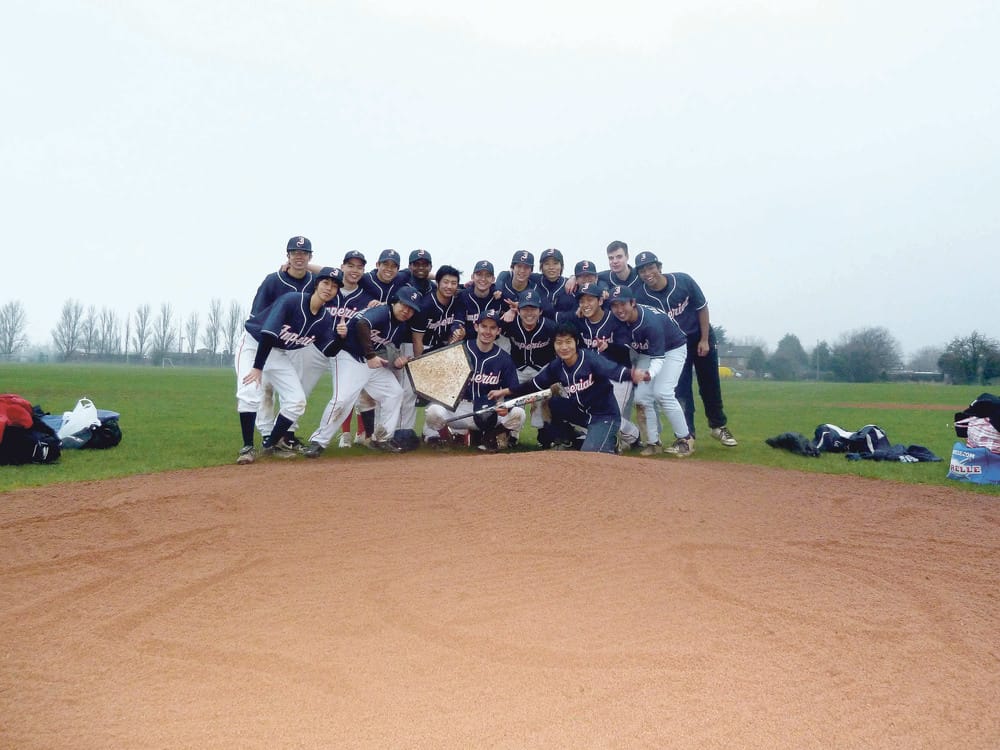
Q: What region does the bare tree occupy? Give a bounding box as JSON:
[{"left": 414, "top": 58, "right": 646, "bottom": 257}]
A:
[
  {"left": 52, "top": 299, "right": 84, "bottom": 360},
  {"left": 97, "top": 308, "right": 122, "bottom": 355},
  {"left": 0, "top": 300, "right": 29, "bottom": 357},
  {"left": 123, "top": 315, "right": 131, "bottom": 360},
  {"left": 185, "top": 311, "right": 199, "bottom": 354},
  {"left": 203, "top": 298, "right": 222, "bottom": 355},
  {"left": 223, "top": 300, "right": 244, "bottom": 356},
  {"left": 132, "top": 303, "right": 152, "bottom": 359},
  {"left": 80, "top": 305, "right": 98, "bottom": 355},
  {"left": 150, "top": 302, "right": 177, "bottom": 363}
]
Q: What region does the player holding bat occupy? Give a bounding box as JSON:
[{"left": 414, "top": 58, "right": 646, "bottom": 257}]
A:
[
  {"left": 422, "top": 309, "right": 525, "bottom": 453},
  {"left": 488, "top": 322, "right": 646, "bottom": 455}
]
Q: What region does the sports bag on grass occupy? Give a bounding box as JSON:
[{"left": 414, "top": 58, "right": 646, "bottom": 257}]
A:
[
  {"left": 946, "top": 441, "right": 1000, "bottom": 485},
  {"left": 58, "top": 397, "right": 101, "bottom": 448}
]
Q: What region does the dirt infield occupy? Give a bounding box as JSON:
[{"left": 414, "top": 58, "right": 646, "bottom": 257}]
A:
[{"left": 2, "top": 453, "right": 997, "bottom": 749}]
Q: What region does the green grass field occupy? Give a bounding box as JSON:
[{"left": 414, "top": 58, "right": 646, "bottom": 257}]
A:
[{"left": 1, "top": 363, "right": 997, "bottom": 494}]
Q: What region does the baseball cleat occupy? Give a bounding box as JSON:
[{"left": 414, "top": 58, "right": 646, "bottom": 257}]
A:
[
  {"left": 665, "top": 436, "right": 695, "bottom": 457},
  {"left": 277, "top": 436, "right": 307, "bottom": 454},
  {"left": 236, "top": 445, "right": 256, "bottom": 465},
  {"left": 261, "top": 442, "right": 296, "bottom": 459},
  {"left": 302, "top": 441, "right": 325, "bottom": 459},
  {"left": 640, "top": 441, "right": 663, "bottom": 456},
  {"left": 353, "top": 432, "right": 367, "bottom": 445},
  {"left": 337, "top": 433, "right": 352, "bottom": 449},
  {"left": 371, "top": 438, "right": 402, "bottom": 454},
  {"left": 710, "top": 426, "right": 738, "bottom": 447}
]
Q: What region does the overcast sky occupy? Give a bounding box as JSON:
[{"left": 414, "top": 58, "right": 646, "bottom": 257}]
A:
[{"left": 3, "top": 0, "right": 998, "bottom": 357}]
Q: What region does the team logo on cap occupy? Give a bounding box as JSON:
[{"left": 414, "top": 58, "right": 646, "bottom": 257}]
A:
[
  {"left": 580, "top": 261, "right": 590, "bottom": 271},
  {"left": 409, "top": 291, "right": 419, "bottom": 302},
  {"left": 295, "top": 237, "right": 306, "bottom": 247},
  {"left": 518, "top": 252, "right": 529, "bottom": 263}
]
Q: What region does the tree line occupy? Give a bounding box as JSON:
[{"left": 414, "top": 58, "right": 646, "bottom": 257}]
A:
[
  {"left": 719, "top": 326, "right": 1000, "bottom": 386},
  {"left": 1, "top": 298, "right": 997, "bottom": 384},
  {"left": 0, "top": 299, "right": 245, "bottom": 365}
]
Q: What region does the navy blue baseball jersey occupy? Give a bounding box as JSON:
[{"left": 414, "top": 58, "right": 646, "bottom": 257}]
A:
[
  {"left": 326, "top": 285, "right": 374, "bottom": 323},
  {"left": 395, "top": 269, "right": 436, "bottom": 296},
  {"left": 635, "top": 272, "right": 707, "bottom": 339},
  {"left": 245, "top": 292, "right": 340, "bottom": 363},
  {"left": 500, "top": 316, "right": 557, "bottom": 371},
  {"left": 411, "top": 292, "right": 467, "bottom": 352},
  {"left": 598, "top": 266, "right": 642, "bottom": 291},
  {"left": 620, "top": 304, "right": 687, "bottom": 359},
  {"left": 361, "top": 269, "right": 405, "bottom": 304},
  {"left": 463, "top": 341, "right": 520, "bottom": 411},
  {"left": 494, "top": 270, "right": 541, "bottom": 303},
  {"left": 537, "top": 275, "right": 576, "bottom": 318},
  {"left": 558, "top": 309, "right": 632, "bottom": 367},
  {"left": 459, "top": 286, "right": 504, "bottom": 337},
  {"left": 341, "top": 303, "right": 413, "bottom": 363},
  {"left": 249, "top": 269, "right": 316, "bottom": 318},
  {"left": 516, "top": 349, "right": 631, "bottom": 420}
]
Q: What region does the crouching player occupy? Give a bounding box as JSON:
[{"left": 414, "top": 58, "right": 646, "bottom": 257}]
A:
[
  {"left": 423, "top": 309, "right": 525, "bottom": 452},
  {"left": 235, "top": 267, "right": 345, "bottom": 464},
  {"left": 304, "top": 286, "right": 424, "bottom": 457},
  {"left": 488, "top": 322, "right": 645, "bottom": 454}
]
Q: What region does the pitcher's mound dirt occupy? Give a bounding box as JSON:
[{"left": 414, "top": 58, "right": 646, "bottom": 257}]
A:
[{"left": 2, "top": 453, "right": 997, "bottom": 749}]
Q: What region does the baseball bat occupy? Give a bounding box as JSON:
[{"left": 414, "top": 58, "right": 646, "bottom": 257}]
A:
[{"left": 444, "top": 388, "right": 553, "bottom": 425}]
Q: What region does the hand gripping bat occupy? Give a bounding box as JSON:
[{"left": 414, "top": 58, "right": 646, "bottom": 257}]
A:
[{"left": 444, "top": 387, "right": 554, "bottom": 425}]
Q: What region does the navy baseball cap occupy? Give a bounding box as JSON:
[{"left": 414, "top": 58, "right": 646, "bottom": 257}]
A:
[
  {"left": 574, "top": 260, "right": 598, "bottom": 276},
  {"left": 575, "top": 281, "right": 605, "bottom": 299},
  {"left": 510, "top": 250, "right": 534, "bottom": 268},
  {"left": 394, "top": 285, "right": 423, "bottom": 312},
  {"left": 378, "top": 249, "right": 401, "bottom": 265},
  {"left": 540, "top": 248, "right": 563, "bottom": 265},
  {"left": 316, "top": 267, "right": 344, "bottom": 286},
  {"left": 343, "top": 250, "right": 366, "bottom": 264},
  {"left": 633, "top": 251, "right": 660, "bottom": 269},
  {"left": 607, "top": 284, "right": 635, "bottom": 303},
  {"left": 473, "top": 260, "right": 495, "bottom": 275},
  {"left": 287, "top": 236, "right": 312, "bottom": 253},
  {"left": 476, "top": 309, "right": 502, "bottom": 324},
  {"left": 409, "top": 249, "right": 432, "bottom": 264},
  {"left": 517, "top": 290, "right": 542, "bottom": 309}
]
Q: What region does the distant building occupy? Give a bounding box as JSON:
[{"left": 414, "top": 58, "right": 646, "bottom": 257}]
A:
[{"left": 719, "top": 345, "right": 757, "bottom": 374}]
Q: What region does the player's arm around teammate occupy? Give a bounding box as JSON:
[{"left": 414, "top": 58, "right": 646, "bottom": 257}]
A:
[{"left": 235, "top": 268, "right": 344, "bottom": 464}]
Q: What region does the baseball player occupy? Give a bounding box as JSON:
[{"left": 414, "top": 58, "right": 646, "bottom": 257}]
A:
[
  {"left": 410, "top": 265, "right": 467, "bottom": 357},
  {"left": 304, "top": 286, "right": 424, "bottom": 457},
  {"left": 536, "top": 248, "right": 577, "bottom": 319},
  {"left": 459, "top": 260, "right": 504, "bottom": 339},
  {"left": 608, "top": 284, "right": 694, "bottom": 457},
  {"left": 249, "top": 236, "right": 318, "bottom": 449},
  {"left": 296, "top": 251, "right": 377, "bottom": 448},
  {"left": 562, "top": 282, "right": 640, "bottom": 450},
  {"left": 495, "top": 250, "right": 541, "bottom": 308},
  {"left": 423, "top": 309, "right": 526, "bottom": 452},
  {"left": 633, "top": 251, "right": 738, "bottom": 447},
  {"left": 598, "top": 240, "right": 643, "bottom": 291},
  {"left": 562, "top": 259, "right": 601, "bottom": 297},
  {"left": 235, "top": 267, "right": 344, "bottom": 464},
  {"left": 499, "top": 289, "right": 557, "bottom": 435},
  {"left": 488, "top": 322, "right": 644, "bottom": 454},
  {"left": 361, "top": 248, "right": 406, "bottom": 304},
  {"left": 395, "top": 249, "right": 436, "bottom": 296}
]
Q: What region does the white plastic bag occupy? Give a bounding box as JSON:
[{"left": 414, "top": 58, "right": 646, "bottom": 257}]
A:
[{"left": 58, "top": 397, "right": 101, "bottom": 448}]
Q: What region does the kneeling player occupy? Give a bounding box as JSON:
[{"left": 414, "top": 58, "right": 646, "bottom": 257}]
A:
[
  {"left": 423, "top": 310, "right": 525, "bottom": 452},
  {"left": 488, "top": 323, "right": 644, "bottom": 454}
]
